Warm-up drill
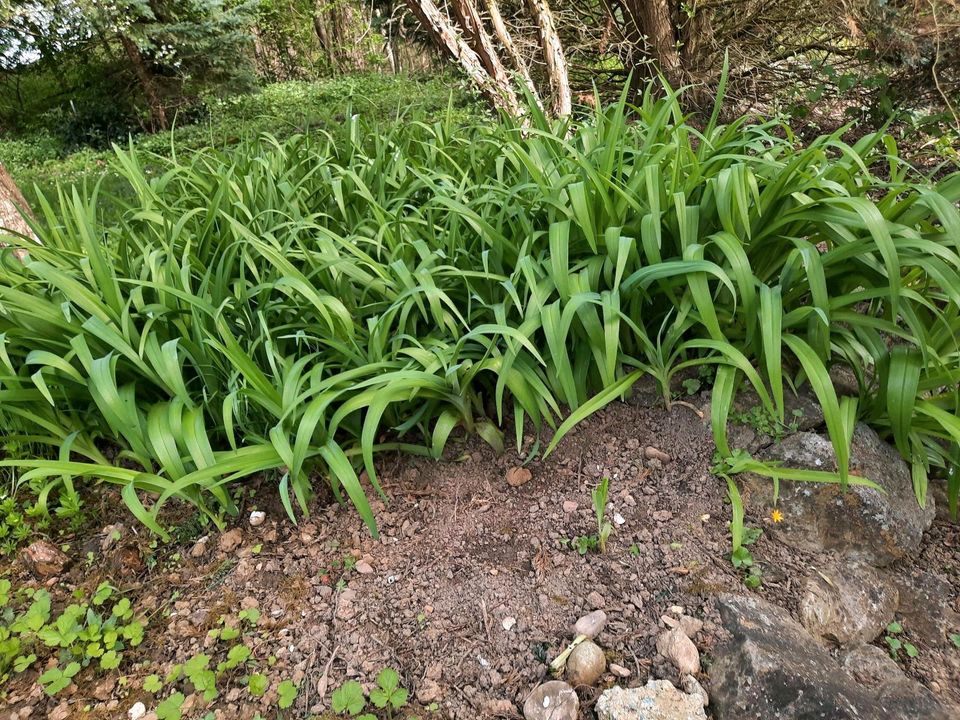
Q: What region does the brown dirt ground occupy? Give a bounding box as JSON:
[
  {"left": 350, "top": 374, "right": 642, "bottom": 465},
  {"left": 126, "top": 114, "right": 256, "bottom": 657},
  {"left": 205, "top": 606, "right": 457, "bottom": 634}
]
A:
[{"left": 2, "top": 387, "right": 959, "bottom": 719}]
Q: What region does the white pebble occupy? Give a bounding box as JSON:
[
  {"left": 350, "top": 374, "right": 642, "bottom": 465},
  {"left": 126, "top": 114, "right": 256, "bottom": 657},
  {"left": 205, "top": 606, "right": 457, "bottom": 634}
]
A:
[
  {"left": 502, "top": 617, "right": 517, "bottom": 631},
  {"left": 249, "top": 510, "right": 266, "bottom": 526},
  {"left": 128, "top": 702, "right": 146, "bottom": 720}
]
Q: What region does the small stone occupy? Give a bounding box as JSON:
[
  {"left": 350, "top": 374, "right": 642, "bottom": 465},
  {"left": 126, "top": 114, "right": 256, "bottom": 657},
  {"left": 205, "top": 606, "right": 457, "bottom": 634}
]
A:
[
  {"left": 614, "top": 512, "right": 626, "bottom": 525},
  {"left": 502, "top": 617, "right": 517, "bottom": 631},
  {"left": 682, "top": 674, "right": 709, "bottom": 707},
  {"left": 100, "top": 524, "right": 124, "bottom": 551},
  {"left": 190, "top": 537, "right": 208, "bottom": 558},
  {"left": 609, "top": 662, "right": 631, "bottom": 678},
  {"left": 523, "top": 681, "right": 578, "bottom": 720},
  {"left": 678, "top": 615, "right": 704, "bottom": 639},
  {"left": 48, "top": 704, "right": 71, "bottom": 720},
  {"left": 653, "top": 509, "right": 673, "bottom": 522},
  {"left": 596, "top": 680, "right": 707, "bottom": 720},
  {"left": 644, "top": 446, "right": 671, "bottom": 463},
  {"left": 574, "top": 609, "right": 608, "bottom": 639},
  {"left": 128, "top": 702, "right": 146, "bottom": 720},
  {"left": 20, "top": 540, "right": 69, "bottom": 578},
  {"left": 416, "top": 679, "right": 442, "bottom": 704},
  {"left": 218, "top": 528, "right": 243, "bottom": 553},
  {"left": 248, "top": 511, "right": 265, "bottom": 527},
  {"left": 566, "top": 640, "right": 606, "bottom": 687},
  {"left": 586, "top": 591, "right": 605, "bottom": 609},
  {"left": 92, "top": 676, "right": 115, "bottom": 700},
  {"left": 656, "top": 628, "right": 701, "bottom": 675},
  {"left": 562, "top": 500, "right": 578, "bottom": 513},
  {"left": 355, "top": 560, "right": 374, "bottom": 574},
  {"left": 483, "top": 699, "right": 516, "bottom": 717},
  {"left": 506, "top": 466, "right": 532, "bottom": 487}
]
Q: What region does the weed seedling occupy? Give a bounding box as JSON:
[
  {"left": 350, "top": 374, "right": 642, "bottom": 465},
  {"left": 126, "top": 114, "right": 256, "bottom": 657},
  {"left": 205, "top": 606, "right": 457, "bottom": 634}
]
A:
[
  {"left": 884, "top": 622, "right": 918, "bottom": 660},
  {"left": 592, "top": 477, "right": 612, "bottom": 553},
  {"left": 331, "top": 667, "right": 408, "bottom": 719}
]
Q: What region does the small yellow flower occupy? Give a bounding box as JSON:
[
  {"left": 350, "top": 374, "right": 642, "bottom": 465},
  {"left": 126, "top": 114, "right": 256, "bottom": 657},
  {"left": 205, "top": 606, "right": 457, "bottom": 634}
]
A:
[{"left": 771, "top": 509, "right": 784, "bottom": 523}]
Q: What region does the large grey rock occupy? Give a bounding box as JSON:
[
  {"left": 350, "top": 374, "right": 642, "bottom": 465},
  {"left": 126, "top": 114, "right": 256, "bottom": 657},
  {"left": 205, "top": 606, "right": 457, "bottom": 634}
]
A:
[
  {"left": 840, "top": 644, "right": 956, "bottom": 718},
  {"left": 595, "top": 680, "right": 707, "bottom": 720},
  {"left": 739, "top": 424, "right": 934, "bottom": 566},
  {"left": 711, "top": 594, "right": 955, "bottom": 720},
  {"left": 894, "top": 568, "right": 960, "bottom": 646},
  {"left": 798, "top": 561, "right": 898, "bottom": 645},
  {"left": 523, "top": 681, "right": 578, "bottom": 720}
]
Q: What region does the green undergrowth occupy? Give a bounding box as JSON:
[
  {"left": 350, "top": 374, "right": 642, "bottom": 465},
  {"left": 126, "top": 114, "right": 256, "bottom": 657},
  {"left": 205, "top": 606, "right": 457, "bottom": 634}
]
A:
[
  {"left": 0, "top": 73, "right": 480, "bottom": 212},
  {"left": 0, "top": 77, "right": 958, "bottom": 541}
]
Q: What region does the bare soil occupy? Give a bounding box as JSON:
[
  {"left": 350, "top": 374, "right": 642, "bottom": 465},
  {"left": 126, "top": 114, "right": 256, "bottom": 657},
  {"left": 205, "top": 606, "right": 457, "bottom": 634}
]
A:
[{"left": 3, "top": 389, "right": 959, "bottom": 719}]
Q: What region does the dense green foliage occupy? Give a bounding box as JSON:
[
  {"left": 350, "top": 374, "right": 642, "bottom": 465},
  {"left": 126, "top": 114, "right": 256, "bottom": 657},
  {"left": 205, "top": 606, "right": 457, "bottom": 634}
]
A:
[
  {"left": 0, "top": 84, "right": 958, "bottom": 536},
  {"left": 1, "top": 74, "right": 478, "bottom": 208}
]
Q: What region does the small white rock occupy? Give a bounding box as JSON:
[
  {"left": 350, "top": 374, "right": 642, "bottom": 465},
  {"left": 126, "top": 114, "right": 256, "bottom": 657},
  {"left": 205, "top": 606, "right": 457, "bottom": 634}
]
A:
[
  {"left": 249, "top": 511, "right": 266, "bottom": 527},
  {"left": 128, "top": 702, "right": 146, "bottom": 720},
  {"left": 613, "top": 512, "right": 626, "bottom": 526},
  {"left": 502, "top": 617, "right": 517, "bottom": 631}
]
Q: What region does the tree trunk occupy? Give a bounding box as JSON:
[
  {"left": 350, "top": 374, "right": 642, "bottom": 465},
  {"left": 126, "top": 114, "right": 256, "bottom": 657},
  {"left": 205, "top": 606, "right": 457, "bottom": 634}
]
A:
[
  {"left": 485, "top": 0, "right": 541, "bottom": 105},
  {"left": 525, "top": 0, "right": 571, "bottom": 116},
  {"left": 450, "top": 0, "right": 513, "bottom": 93},
  {"left": 0, "top": 164, "right": 37, "bottom": 260},
  {"left": 119, "top": 34, "right": 168, "bottom": 131},
  {"left": 622, "top": 0, "right": 681, "bottom": 86},
  {"left": 313, "top": 3, "right": 339, "bottom": 73},
  {"left": 404, "top": 0, "right": 522, "bottom": 116}
]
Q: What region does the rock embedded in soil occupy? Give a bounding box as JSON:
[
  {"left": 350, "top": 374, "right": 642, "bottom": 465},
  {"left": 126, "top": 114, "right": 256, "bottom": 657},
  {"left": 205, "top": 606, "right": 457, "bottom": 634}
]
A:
[
  {"left": 523, "top": 681, "right": 578, "bottom": 720},
  {"left": 218, "top": 528, "right": 243, "bottom": 553},
  {"left": 249, "top": 510, "right": 265, "bottom": 526},
  {"left": 840, "top": 643, "right": 958, "bottom": 717},
  {"left": 595, "top": 680, "right": 708, "bottom": 720},
  {"left": 506, "top": 466, "right": 532, "bottom": 487},
  {"left": 574, "top": 609, "right": 608, "bottom": 639},
  {"left": 127, "top": 702, "right": 146, "bottom": 720},
  {"left": 739, "top": 424, "right": 935, "bottom": 566},
  {"left": 587, "top": 590, "right": 605, "bottom": 609},
  {"left": 656, "top": 627, "right": 700, "bottom": 675},
  {"left": 190, "top": 537, "right": 208, "bottom": 558},
  {"left": 416, "top": 679, "right": 442, "bottom": 704},
  {"left": 566, "top": 639, "right": 606, "bottom": 687},
  {"left": 20, "top": 540, "right": 69, "bottom": 577},
  {"left": 798, "top": 560, "right": 898, "bottom": 645},
  {"left": 710, "top": 594, "right": 957, "bottom": 720},
  {"left": 682, "top": 675, "right": 709, "bottom": 707},
  {"left": 644, "top": 446, "right": 671, "bottom": 463},
  {"left": 663, "top": 614, "right": 703, "bottom": 639},
  {"left": 609, "top": 662, "right": 631, "bottom": 678},
  {"left": 893, "top": 568, "right": 960, "bottom": 646}
]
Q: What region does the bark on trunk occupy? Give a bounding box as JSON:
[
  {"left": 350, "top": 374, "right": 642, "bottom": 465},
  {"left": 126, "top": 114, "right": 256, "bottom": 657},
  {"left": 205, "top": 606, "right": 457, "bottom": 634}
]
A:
[
  {"left": 525, "top": 0, "right": 571, "bottom": 116},
  {"left": 622, "top": 0, "right": 681, "bottom": 85},
  {"left": 485, "top": 0, "right": 541, "bottom": 104},
  {"left": 313, "top": 4, "right": 339, "bottom": 72},
  {"left": 449, "top": 0, "right": 512, "bottom": 91},
  {"left": 404, "top": 0, "right": 522, "bottom": 116},
  {"left": 0, "top": 164, "right": 37, "bottom": 260},
  {"left": 119, "top": 34, "right": 168, "bottom": 131}
]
